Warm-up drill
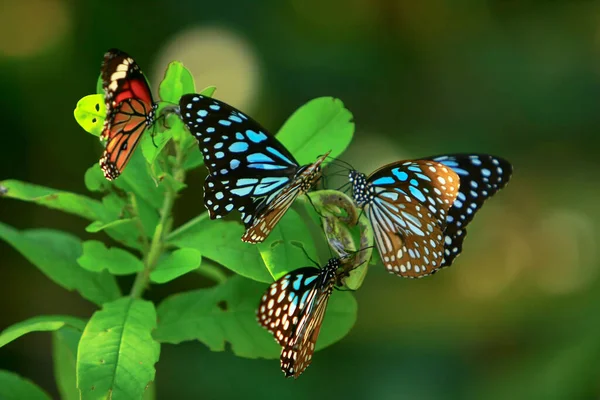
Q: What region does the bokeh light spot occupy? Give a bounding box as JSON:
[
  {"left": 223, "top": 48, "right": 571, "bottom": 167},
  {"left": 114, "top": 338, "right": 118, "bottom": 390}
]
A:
[
  {"left": 153, "top": 26, "right": 261, "bottom": 111},
  {"left": 0, "top": 0, "right": 70, "bottom": 58}
]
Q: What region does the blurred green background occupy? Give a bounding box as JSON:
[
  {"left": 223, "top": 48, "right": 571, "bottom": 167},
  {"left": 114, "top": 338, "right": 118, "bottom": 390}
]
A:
[{"left": 2, "top": 0, "right": 600, "bottom": 398}]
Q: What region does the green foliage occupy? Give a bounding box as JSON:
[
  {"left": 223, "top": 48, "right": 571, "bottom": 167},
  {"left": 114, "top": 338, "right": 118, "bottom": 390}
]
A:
[
  {"left": 257, "top": 208, "right": 318, "bottom": 280},
  {"left": 77, "top": 298, "right": 160, "bottom": 400},
  {"left": 276, "top": 97, "right": 354, "bottom": 165},
  {"left": 150, "top": 248, "right": 202, "bottom": 283},
  {"left": 0, "top": 370, "right": 51, "bottom": 400},
  {"left": 0, "top": 224, "right": 120, "bottom": 305},
  {"left": 78, "top": 241, "right": 144, "bottom": 275},
  {"left": 154, "top": 275, "right": 357, "bottom": 358},
  {"left": 168, "top": 217, "right": 272, "bottom": 283},
  {"left": 0, "top": 58, "right": 366, "bottom": 398},
  {"left": 0, "top": 315, "right": 85, "bottom": 348},
  {"left": 53, "top": 327, "right": 81, "bottom": 400}
]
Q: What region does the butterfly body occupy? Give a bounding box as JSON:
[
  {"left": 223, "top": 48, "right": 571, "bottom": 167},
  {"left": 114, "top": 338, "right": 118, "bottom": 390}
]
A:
[
  {"left": 99, "top": 49, "right": 157, "bottom": 180},
  {"left": 257, "top": 258, "right": 341, "bottom": 378},
  {"left": 179, "top": 94, "right": 328, "bottom": 243},
  {"left": 350, "top": 154, "right": 512, "bottom": 278}
]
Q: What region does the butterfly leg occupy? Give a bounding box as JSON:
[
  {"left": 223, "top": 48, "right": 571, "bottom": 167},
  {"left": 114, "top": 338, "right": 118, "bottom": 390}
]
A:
[{"left": 304, "top": 193, "right": 326, "bottom": 219}]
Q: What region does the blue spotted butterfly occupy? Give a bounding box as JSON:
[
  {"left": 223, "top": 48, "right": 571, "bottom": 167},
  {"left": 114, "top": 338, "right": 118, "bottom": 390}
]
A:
[
  {"left": 178, "top": 94, "right": 328, "bottom": 243},
  {"left": 257, "top": 258, "right": 343, "bottom": 378},
  {"left": 349, "top": 154, "right": 512, "bottom": 278},
  {"left": 431, "top": 154, "right": 513, "bottom": 269}
]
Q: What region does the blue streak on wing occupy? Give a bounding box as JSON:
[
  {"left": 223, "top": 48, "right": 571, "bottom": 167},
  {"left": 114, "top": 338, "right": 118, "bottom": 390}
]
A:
[
  {"left": 266, "top": 146, "right": 296, "bottom": 166},
  {"left": 247, "top": 153, "right": 275, "bottom": 163},
  {"left": 372, "top": 176, "right": 395, "bottom": 185},
  {"left": 248, "top": 163, "right": 288, "bottom": 170}
]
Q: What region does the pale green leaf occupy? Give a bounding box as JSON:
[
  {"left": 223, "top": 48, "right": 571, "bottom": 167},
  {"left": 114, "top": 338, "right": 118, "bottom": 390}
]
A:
[{"left": 74, "top": 94, "right": 105, "bottom": 137}]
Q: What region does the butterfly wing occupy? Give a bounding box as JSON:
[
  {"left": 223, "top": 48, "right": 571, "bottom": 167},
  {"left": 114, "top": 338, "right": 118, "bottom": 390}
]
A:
[
  {"left": 99, "top": 49, "right": 155, "bottom": 180},
  {"left": 428, "top": 154, "right": 513, "bottom": 268},
  {"left": 241, "top": 153, "right": 328, "bottom": 243},
  {"left": 180, "top": 94, "right": 322, "bottom": 242},
  {"left": 257, "top": 266, "right": 333, "bottom": 378},
  {"left": 364, "top": 160, "right": 460, "bottom": 277},
  {"left": 282, "top": 287, "right": 332, "bottom": 378}
]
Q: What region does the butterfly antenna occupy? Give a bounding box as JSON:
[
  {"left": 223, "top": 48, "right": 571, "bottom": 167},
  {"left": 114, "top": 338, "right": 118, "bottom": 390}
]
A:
[
  {"left": 298, "top": 244, "right": 320, "bottom": 268},
  {"left": 326, "top": 156, "right": 355, "bottom": 171},
  {"left": 304, "top": 193, "right": 326, "bottom": 219}
]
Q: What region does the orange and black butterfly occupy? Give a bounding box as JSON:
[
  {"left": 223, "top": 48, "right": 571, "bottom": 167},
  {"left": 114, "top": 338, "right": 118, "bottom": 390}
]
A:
[{"left": 99, "top": 49, "right": 157, "bottom": 180}]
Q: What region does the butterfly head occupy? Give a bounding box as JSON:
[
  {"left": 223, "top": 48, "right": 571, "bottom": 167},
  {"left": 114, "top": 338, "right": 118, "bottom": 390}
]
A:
[
  {"left": 322, "top": 258, "right": 341, "bottom": 279},
  {"left": 348, "top": 170, "right": 371, "bottom": 207},
  {"left": 146, "top": 103, "right": 158, "bottom": 126},
  {"left": 296, "top": 153, "right": 330, "bottom": 193}
]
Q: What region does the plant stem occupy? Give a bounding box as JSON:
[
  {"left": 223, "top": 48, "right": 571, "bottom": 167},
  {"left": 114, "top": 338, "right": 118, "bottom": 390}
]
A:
[{"left": 130, "top": 142, "right": 186, "bottom": 298}]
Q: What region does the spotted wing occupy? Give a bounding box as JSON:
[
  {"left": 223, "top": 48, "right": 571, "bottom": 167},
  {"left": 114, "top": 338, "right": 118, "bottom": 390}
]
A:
[
  {"left": 179, "top": 94, "right": 301, "bottom": 233},
  {"left": 257, "top": 267, "right": 331, "bottom": 378},
  {"left": 99, "top": 49, "right": 155, "bottom": 180},
  {"left": 242, "top": 154, "right": 327, "bottom": 243},
  {"left": 365, "top": 160, "right": 460, "bottom": 278},
  {"left": 429, "top": 154, "right": 513, "bottom": 268}
]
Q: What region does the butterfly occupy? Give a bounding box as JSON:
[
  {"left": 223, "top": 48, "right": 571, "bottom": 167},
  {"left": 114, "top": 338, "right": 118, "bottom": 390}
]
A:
[
  {"left": 99, "top": 49, "right": 157, "bottom": 180},
  {"left": 257, "top": 257, "right": 345, "bottom": 378},
  {"left": 178, "top": 94, "right": 328, "bottom": 243},
  {"left": 349, "top": 154, "right": 512, "bottom": 278},
  {"left": 430, "top": 154, "right": 513, "bottom": 269}
]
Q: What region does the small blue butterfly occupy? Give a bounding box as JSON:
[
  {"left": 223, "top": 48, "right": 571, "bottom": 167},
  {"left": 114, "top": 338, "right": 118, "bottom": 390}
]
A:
[
  {"left": 349, "top": 154, "right": 512, "bottom": 277},
  {"left": 257, "top": 258, "right": 342, "bottom": 378},
  {"left": 178, "top": 94, "right": 328, "bottom": 243}
]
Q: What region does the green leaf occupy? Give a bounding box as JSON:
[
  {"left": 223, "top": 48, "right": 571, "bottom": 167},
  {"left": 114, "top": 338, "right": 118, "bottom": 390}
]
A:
[
  {"left": 257, "top": 208, "right": 317, "bottom": 280},
  {"left": 0, "top": 370, "right": 51, "bottom": 400},
  {"left": 96, "top": 74, "right": 103, "bottom": 94},
  {"left": 168, "top": 216, "right": 271, "bottom": 283},
  {"left": 158, "top": 61, "right": 196, "bottom": 103},
  {"left": 181, "top": 150, "right": 204, "bottom": 171},
  {"left": 199, "top": 85, "right": 216, "bottom": 98},
  {"left": 150, "top": 248, "right": 201, "bottom": 284},
  {"left": 177, "top": 84, "right": 218, "bottom": 152},
  {"left": 140, "top": 128, "right": 172, "bottom": 168},
  {"left": 77, "top": 298, "right": 160, "bottom": 400},
  {"left": 0, "top": 315, "right": 85, "bottom": 348},
  {"left": 0, "top": 180, "right": 110, "bottom": 221},
  {"left": 154, "top": 275, "right": 357, "bottom": 359},
  {"left": 85, "top": 219, "right": 136, "bottom": 233},
  {"left": 308, "top": 190, "right": 371, "bottom": 290},
  {"left": 74, "top": 94, "right": 105, "bottom": 137},
  {"left": 156, "top": 61, "right": 196, "bottom": 148},
  {"left": 276, "top": 97, "right": 354, "bottom": 165},
  {"left": 53, "top": 326, "right": 81, "bottom": 400},
  {"left": 97, "top": 192, "right": 147, "bottom": 251},
  {"left": 77, "top": 240, "right": 144, "bottom": 275},
  {"left": 83, "top": 165, "right": 108, "bottom": 192},
  {"left": 113, "top": 151, "right": 165, "bottom": 211},
  {"left": 0, "top": 223, "right": 120, "bottom": 305}
]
